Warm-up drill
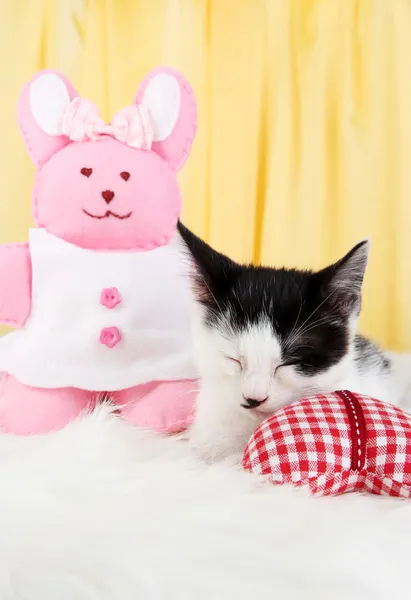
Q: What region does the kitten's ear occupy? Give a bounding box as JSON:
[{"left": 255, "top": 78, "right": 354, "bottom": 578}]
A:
[
  {"left": 177, "top": 222, "right": 237, "bottom": 305},
  {"left": 319, "top": 240, "right": 370, "bottom": 314}
]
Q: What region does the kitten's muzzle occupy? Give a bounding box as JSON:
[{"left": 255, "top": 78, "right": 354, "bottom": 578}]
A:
[{"left": 241, "top": 397, "right": 268, "bottom": 410}]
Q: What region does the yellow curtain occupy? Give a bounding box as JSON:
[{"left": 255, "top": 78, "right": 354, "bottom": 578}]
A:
[{"left": 1, "top": 0, "right": 410, "bottom": 351}]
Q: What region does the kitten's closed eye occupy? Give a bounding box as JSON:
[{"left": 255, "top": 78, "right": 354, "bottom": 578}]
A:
[
  {"left": 226, "top": 356, "right": 243, "bottom": 369},
  {"left": 227, "top": 356, "right": 303, "bottom": 375},
  {"left": 276, "top": 360, "right": 300, "bottom": 370}
]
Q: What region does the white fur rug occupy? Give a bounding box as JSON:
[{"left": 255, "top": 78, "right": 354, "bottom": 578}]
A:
[{"left": 0, "top": 405, "right": 409, "bottom": 600}]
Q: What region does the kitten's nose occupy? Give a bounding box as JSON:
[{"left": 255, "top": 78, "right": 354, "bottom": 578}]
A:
[
  {"left": 241, "top": 396, "right": 268, "bottom": 409},
  {"left": 102, "top": 190, "right": 115, "bottom": 204}
]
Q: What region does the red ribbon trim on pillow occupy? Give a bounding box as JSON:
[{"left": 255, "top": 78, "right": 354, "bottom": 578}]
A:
[{"left": 335, "top": 390, "right": 367, "bottom": 471}]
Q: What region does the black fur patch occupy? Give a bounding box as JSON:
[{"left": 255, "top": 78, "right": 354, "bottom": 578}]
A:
[
  {"left": 178, "top": 222, "right": 370, "bottom": 376},
  {"left": 354, "top": 335, "right": 390, "bottom": 373}
]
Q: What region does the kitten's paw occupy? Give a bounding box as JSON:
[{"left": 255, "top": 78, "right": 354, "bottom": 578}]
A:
[{"left": 188, "top": 428, "right": 243, "bottom": 464}]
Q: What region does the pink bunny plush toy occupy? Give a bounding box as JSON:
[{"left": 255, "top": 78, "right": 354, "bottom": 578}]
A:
[{"left": 0, "top": 67, "right": 198, "bottom": 435}]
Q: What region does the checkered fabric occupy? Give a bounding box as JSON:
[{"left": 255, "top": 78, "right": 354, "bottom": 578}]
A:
[{"left": 243, "top": 391, "right": 411, "bottom": 497}]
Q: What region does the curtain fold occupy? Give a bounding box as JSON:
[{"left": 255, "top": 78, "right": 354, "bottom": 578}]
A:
[{"left": 0, "top": 0, "right": 410, "bottom": 350}]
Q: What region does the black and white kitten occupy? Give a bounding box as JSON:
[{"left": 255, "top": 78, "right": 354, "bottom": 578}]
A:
[{"left": 178, "top": 223, "right": 411, "bottom": 460}]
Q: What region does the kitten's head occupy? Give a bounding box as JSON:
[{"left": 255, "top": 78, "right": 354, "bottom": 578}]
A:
[{"left": 178, "top": 223, "right": 369, "bottom": 414}]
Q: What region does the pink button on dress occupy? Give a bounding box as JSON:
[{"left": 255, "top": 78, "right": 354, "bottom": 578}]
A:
[
  {"left": 100, "top": 287, "right": 122, "bottom": 309},
  {"left": 100, "top": 326, "right": 122, "bottom": 348}
]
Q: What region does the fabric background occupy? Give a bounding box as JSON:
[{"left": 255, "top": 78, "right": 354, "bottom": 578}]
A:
[{"left": 1, "top": 0, "right": 410, "bottom": 350}]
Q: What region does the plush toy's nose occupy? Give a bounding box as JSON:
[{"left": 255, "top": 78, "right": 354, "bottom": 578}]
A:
[{"left": 102, "top": 190, "right": 115, "bottom": 204}]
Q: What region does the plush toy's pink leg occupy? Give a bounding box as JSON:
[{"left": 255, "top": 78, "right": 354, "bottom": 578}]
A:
[
  {"left": 116, "top": 380, "right": 198, "bottom": 434},
  {"left": 0, "top": 374, "right": 95, "bottom": 435}
]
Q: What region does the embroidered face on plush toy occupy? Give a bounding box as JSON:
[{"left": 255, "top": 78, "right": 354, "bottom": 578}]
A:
[{"left": 18, "top": 69, "right": 197, "bottom": 250}]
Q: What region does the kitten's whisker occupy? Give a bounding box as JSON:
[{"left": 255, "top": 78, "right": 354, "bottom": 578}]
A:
[
  {"left": 285, "top": 289, "right": 338, "bottom": 347},
  {"left": 288, "top": 319, "right": 331, "bottom": 344},
  {"left": 295, "top": 316, "right": 332, "bottom": 336},
  {"left": 285, "top": 279, "right": 304, "bottom": 348},
  {"left": 284, "top": 316, "right": 332, "bottom": 349},
  {"left": 297, "top": 289, "right": 338, "bottom": 331}
]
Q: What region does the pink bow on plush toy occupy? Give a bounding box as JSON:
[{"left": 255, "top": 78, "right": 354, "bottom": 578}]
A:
[{"left": 62, "top": 98, "right": 154, "bottom": 150}]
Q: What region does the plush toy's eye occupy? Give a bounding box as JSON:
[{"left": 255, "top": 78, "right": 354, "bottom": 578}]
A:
[
  {"left": 120, "top": 171, "right": 130, "bottom": 181},
  {"left": 80, "top": 168, "right": 92, "bottom": 178}
]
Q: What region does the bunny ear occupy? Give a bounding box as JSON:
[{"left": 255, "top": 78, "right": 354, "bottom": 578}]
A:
[
  {"left": 18, "top": 70, "right": 79, "bottom": 167},
  {"left": 135, "top": 67, "right": 197, "bottom": 172}
]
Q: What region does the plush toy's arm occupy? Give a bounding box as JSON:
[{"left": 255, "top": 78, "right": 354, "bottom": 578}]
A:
[{"left": 0, "top": 243, "right": 32, "bottom": 327}]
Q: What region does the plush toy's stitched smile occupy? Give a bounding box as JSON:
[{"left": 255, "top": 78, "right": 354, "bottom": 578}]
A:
[{"left": 82, "top": 209, "right": 133, "bottom": 220}]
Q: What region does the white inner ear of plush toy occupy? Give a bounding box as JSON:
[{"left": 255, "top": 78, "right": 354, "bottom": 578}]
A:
[
  {"left": 29, "top": 74, "right": 71, "bottom": 136},
  {"left": 142, "top": 74, "right": 181, "bottom": 142}
]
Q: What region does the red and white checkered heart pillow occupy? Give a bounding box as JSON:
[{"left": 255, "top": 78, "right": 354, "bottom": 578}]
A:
[{"left": 243, "top": 390, "right": 411, "bottom": 497}]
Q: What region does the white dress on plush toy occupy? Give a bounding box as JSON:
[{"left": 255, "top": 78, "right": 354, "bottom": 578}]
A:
[{"left": 0, "top": 228, "right": 196, "bottom": 391}]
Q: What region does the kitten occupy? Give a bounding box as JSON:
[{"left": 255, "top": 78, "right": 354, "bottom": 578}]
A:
[{"left": 178, "top": 223, "right": 411, "bottom": 460}]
